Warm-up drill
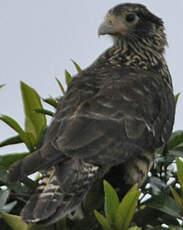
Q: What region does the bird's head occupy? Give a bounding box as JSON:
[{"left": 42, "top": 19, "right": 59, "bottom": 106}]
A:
[{"left": 98, "top": 3, "right": 167, "bottom": 51}]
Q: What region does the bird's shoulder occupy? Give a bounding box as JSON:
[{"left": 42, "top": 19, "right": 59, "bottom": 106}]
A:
[
  {"left": 45, "top": 65, "right": 175, "bottom": 157},
  {"left": 57, "top": 65, "right": 171, "bottom": 121}
]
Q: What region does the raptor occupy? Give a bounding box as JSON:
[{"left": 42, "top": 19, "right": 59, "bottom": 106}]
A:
[{"left": 8, "top": 3, "right": 175, "bottom": 225}]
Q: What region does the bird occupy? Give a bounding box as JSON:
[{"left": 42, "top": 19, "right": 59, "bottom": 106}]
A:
[{"left": 7, "top": 3, "right": 175, "bottom": 225}]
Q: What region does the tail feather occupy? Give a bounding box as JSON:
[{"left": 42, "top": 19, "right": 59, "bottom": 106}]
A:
[
  {"left": 21, "top": 169, "right": 63, "bottom": 223},
  {"left": 21, "top": 159, "right": 99, "bottom": 225},
  {"left": 7, "top": 143, "right": 64, "bottom": 183}
]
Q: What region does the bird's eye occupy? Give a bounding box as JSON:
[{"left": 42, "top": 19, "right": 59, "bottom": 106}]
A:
[{"left": 125, "top": 13, "right": 136, "bottom": 23}]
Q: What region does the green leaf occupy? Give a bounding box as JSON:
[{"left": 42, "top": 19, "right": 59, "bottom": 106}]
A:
[
  {"left": 170, "top": 186, "right": 183, "bottom": 212},
  {"left": 0, "top": 115, "right": 35, "bottom": 150},
  {"left": 36, "top": 127, "right": 48, "bottom": 148},
  {"left": 168, "top": 131, "right": 183, "bottom": 150},
  {"left": 0, "top": 212, "right": 28, "bottom": 230},
  {"left": 55, "top": 77, "right": 65, "bottom": 95},
  {"left": 2, "top": 201, "right": 17, "bottom": 213},
  {"left": 0, "top": 115, "right": 25, "bottom": 137},
  {"left": 0, "top": 152, "right": 28, "bottom": 168},
  {"left": 168, "top": 150, "right": 183, "bottom": 159},
  {"left": 175, "top": 92, "right": 181, "bottom": 105},
  {"left": 128, "top": 227, "right": 141, "bottom": 230},
  {"left": 65, "top": 70, "right": 72, "bottom": 85},
  {"left": 134, "top": 205, "right": 179, "bottom": 227},
  {"left": 103, "top": 180, "right": 119, "bottom": 222},
  {"left": 0, "top": 135, "right": 23, "bottom": 147},
  {"left": 172, "top": 142, "right": 183, "bottom": 152},
  {"left": 145, "top": 193, "right": 181, "bottom": 218},
  {"left": 115, "top": 184, "right": 140, "bottom": 230},
  {"left": 71, "top": 59, "right": 82, "bottom": 72},
  {"left": 94, "top": 210, "right": 112, "bottom": 230},
  {"left": 43, "top": 97, "right": 58, "bottom": 108},
  {"left": 0, "top": 168, "right": 8, "bottom": 183},
  {"left": 21, "top": 81, "right": 47, "bottom": 143},
  {"left": 149, "top": 177, "right": 167, "bottom": 195},
  {"left": 0, "top": 190, "right": 9, "bottom": 208},
  {"left": 23, "top": 131, "right": 37, "bottom": 151},
  {"left": 35, "top": 108, "right": 54, "bottom": 117},
  {"left": 0, "top": 84, "right": 5, "bottom": 89},
  {"left": 176, "top": 158, "right": 183, "bottom": 193},
  {"left": 0, "top": 189, "right": 17, "bottom": 213},
  {"left": 0, "top": 168, "right": 35, "bottom": 195}
]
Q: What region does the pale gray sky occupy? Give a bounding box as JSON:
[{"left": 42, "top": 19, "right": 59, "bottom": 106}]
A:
[{"left": 0, "top": 0, "right": 183, "bottom": 154}]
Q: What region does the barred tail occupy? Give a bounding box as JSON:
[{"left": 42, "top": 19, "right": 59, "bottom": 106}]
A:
[{"left": 21, "top": 159, "right": 99, "bottom": 225}]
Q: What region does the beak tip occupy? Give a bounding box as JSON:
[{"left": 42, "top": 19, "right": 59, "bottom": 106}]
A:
[
  {"left": 98, "top": 21, "right": 116, "bottom": 36},
  {"left": 98, "top": 27, "right": 105, "bottom": 36}
]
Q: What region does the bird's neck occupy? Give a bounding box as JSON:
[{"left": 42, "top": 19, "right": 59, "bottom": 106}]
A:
[
  {"left": 108, "top": 36, "right": 166, "bottom": 71},
  {"left": 95, "top": 36, "right": 173, "bottom": 91}
]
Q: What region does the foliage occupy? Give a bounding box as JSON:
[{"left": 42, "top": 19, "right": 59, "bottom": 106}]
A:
[
  {"left": 1, "top": 62, "right": 183, "bottom": 230},
  {"left": 95, "top": 182, "right": 140, "bottom": 230},
  {"left": 0, "top": 84, "right": 5, "bottom": 89}
]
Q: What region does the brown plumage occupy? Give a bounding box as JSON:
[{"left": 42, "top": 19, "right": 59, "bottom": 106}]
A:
[{"left": 8, "top": 3, "right": 175, "bottom": 225}]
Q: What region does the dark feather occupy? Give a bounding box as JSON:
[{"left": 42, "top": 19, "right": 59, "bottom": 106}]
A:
[{"left": 7, "top": 3, "right": 175, "bottom": 225}]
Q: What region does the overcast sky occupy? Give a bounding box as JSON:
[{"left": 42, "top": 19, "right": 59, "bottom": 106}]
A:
[{"left": 0, "top": 0, "right": 183, "bottom": 154}]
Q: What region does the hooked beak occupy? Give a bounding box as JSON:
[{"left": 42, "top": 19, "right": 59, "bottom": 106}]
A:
[
  {"left": 98, "top": 17, "right": 128, "bottom": 36},
  {"left": 98, "top": 21, "right": 117, "bottom": 35}
]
